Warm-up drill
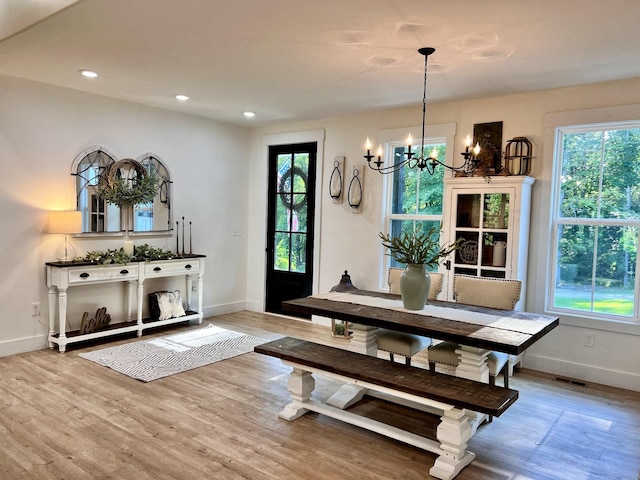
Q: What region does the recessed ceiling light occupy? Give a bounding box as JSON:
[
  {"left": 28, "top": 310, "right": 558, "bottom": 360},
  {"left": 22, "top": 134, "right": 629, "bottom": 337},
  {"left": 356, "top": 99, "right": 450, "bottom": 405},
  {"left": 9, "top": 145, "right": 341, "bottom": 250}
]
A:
[
  {"left": 80, "top": 70, "right": 98, "bottom": 78},
  {"left": 175, "top": 94, "right": 189, "bottom": 101},
  {"left": 243, "top": 111, "right": 256, "bottom": 118}
]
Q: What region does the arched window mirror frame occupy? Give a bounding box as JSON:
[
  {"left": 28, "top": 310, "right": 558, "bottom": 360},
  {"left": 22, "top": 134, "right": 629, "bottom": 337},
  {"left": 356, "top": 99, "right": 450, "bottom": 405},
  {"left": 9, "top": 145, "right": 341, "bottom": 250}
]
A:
[
  {"left": 133, "top": 152, "right": 173, "bottom": 235},
  {"left": 72, "top": 146, "right": 173, "bottom": 237}
]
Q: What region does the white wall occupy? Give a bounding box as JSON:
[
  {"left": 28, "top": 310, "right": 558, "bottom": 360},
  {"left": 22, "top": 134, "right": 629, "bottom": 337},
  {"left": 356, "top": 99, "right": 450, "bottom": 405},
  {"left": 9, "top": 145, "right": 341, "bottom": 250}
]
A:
[
  {"left": 0, "top": 75, "right": 250, "bottom": 355},
  {"left": 246, "top": 77, "right": 640, "bottom": 391}
]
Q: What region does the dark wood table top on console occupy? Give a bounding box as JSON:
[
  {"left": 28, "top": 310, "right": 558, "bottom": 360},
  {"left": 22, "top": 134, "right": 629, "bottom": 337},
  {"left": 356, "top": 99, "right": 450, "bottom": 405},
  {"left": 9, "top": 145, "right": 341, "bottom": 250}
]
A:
[{"left": 283, "top": 290, "right": 559, "bottom": 356}]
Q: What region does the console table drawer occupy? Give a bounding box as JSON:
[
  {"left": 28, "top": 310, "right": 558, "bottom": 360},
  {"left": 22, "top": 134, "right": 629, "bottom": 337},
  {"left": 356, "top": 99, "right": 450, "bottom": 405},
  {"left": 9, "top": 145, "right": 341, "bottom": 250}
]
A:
[
  {"left": 144, "top": 260, "right": 200, "bottom": 278},
  {"left": 68, "top": 265, "right": 139, "bottom": 284}
]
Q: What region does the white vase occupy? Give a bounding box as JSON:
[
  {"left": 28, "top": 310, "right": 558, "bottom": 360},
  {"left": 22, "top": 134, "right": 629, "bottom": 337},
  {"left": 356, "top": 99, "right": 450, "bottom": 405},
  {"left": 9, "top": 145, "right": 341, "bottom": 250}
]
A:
[{"left": 400, "top": 264, "right": 431, "bottom": 310}]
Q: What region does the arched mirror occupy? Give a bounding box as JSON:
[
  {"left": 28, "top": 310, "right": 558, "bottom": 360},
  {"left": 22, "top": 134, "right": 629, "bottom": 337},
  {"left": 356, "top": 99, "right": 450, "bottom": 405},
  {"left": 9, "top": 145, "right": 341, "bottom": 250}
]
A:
[
  {"left": 73, "top": 146, "right": 172, "bottom": 235},
  {"left": 135, "top": 153, "right": 172, "bottom": 232}
]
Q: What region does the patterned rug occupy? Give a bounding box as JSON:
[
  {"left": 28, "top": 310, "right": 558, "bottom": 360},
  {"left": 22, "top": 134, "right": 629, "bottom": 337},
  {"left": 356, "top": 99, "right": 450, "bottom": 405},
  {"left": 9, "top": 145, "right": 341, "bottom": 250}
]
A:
[{"left": 79, "top": 325, "right": 268, "bottom": 382}]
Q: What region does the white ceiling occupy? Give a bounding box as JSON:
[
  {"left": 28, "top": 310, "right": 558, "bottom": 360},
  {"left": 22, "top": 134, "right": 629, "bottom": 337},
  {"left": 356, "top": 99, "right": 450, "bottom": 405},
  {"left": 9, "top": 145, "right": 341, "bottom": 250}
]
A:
[{"left": 1, "top": 0, "right": 640, "bottom": 126}]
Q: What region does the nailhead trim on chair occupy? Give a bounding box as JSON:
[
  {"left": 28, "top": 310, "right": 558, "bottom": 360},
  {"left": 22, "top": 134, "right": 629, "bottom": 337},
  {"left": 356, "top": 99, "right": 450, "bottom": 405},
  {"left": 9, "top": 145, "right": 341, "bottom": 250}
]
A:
[{"left": 452, "top": 274, "right": 522, "bottom": 310}]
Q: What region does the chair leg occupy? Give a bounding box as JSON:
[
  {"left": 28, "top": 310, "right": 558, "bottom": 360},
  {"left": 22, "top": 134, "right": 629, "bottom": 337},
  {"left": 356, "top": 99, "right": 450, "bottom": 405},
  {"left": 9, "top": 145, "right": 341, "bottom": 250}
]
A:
[
  {"left": 405, "top": 356, "right": 411, "bottom": 366},
  {"left": 428, "top": 361, "right": 435, "bottom": 372},
  {"left": 503, "top": 364, "right": 509, "bottom": 389},
  {"left": 389, "top": 353, "right": 395, "bottom": 363}
]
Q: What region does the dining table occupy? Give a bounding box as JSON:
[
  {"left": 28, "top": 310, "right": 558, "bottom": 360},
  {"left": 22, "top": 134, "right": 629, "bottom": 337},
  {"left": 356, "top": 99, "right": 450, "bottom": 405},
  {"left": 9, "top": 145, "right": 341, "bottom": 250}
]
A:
[
  {"left": 283, "top": 289, "right": 559, "bottom": 385},
  {"left": 281, "top": 288, "right": 560, "bottom": 465}
]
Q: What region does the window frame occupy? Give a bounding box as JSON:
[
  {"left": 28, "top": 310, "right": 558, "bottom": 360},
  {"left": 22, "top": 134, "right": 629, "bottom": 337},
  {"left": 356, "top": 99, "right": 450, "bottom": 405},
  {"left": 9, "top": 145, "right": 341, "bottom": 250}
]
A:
[
  {"left": 545, "top": 107, "right": 640, "bottom": 332},
  {"left": 378, "top": 123, "right": 457, "bottom": 290}
]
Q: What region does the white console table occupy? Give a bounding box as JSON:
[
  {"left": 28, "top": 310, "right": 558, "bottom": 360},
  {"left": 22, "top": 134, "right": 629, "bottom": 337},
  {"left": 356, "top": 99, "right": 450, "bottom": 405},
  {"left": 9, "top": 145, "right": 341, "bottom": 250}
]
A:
[{"left": 46, "top": 255, "right": 205, "bottom": 352}]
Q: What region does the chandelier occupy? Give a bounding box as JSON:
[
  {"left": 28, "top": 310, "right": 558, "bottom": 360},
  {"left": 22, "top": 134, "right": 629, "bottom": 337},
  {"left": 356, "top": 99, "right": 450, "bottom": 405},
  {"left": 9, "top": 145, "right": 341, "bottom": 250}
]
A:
[{"left": 364, "top": 47, "right": 481, "bottom": 175}]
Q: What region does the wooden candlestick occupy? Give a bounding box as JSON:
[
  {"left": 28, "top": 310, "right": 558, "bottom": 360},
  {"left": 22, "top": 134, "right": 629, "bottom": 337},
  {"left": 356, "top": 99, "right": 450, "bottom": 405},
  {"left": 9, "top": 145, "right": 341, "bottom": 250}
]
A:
[
  {"left": 176, "top": 221, "right": 180, "bottom": 253},
  {"left": 181, "top": 216, "right": 185, "bottom": 255}
]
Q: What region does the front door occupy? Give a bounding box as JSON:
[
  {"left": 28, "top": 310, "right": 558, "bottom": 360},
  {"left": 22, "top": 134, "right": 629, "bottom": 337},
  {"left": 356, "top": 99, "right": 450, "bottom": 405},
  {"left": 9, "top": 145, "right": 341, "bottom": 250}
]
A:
[{"left": 265, "top": 142, "right": 317, "bottom": 317}]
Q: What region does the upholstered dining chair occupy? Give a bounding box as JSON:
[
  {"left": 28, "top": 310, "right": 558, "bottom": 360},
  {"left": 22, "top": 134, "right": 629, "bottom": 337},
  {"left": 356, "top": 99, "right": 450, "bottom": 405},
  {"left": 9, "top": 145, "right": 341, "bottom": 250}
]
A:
[
  {"left": 427, "top": 274, "right": 522, "bottom": 390},
  {"left": 387, "top": 268, "right": 444, "bottom": 300},
  {"left": 376, "top": 269, "right": 445, "bottom": 366}
]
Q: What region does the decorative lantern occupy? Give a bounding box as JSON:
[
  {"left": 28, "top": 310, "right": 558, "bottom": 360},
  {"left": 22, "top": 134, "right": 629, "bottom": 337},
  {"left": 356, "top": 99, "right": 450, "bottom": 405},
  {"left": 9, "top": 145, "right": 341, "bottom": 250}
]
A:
[
  {"left": 504, "top": 137, "right": 533, "bottom": 176},
  {"left": 330, "top": 270, "right": 356, "bottom": 338}
]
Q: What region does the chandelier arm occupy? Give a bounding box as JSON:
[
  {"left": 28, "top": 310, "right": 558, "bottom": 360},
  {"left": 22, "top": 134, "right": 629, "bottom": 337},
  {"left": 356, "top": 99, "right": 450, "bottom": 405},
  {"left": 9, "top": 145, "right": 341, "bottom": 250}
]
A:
[{"left": 366, "top": 157, "right": 410, "bottom": 174}]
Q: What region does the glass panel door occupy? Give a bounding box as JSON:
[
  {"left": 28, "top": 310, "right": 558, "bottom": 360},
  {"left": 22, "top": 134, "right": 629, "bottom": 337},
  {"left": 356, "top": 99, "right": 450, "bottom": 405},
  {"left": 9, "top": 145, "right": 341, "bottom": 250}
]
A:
[{"left": 265, "top": 142, "right": 317, "bottom": 317}]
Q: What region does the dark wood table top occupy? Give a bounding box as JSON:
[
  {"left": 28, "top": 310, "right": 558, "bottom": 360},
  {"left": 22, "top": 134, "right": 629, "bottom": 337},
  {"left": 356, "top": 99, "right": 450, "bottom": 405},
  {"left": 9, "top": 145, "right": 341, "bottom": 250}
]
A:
[{"left": 283, "top": 290, "right": 559, "bottom": 356}]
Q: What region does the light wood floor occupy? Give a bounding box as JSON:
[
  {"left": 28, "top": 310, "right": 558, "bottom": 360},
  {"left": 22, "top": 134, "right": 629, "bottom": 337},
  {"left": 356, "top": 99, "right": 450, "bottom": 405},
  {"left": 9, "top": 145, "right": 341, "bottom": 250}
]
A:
[{"left": 1, "top": 311, "right": 639, "bottom": 480}]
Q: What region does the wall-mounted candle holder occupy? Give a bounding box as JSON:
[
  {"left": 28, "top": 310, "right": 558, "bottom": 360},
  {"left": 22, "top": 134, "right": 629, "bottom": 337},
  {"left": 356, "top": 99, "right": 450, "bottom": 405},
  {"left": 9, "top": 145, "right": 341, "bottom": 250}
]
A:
[
  {"left": 348, "top": 165, "right": 364, "bottom": 214},
  {"left": 329, "top": 156, "right": 344, "bottom": 203}
]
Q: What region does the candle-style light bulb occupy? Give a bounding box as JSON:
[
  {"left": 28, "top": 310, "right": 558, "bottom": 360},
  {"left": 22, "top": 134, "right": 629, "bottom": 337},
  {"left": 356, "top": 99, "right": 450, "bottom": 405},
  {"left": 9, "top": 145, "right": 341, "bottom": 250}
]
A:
[
  {"left": 473, "top": 142, "right": 481, "bottom": 156},
  {"left": 465, "top": 134, "right": 472, "bottom": 148},
  {"left": 407, "top": 133, "right": 413, "bottom": 146},
  {"left": 365, "top": 137, "right": 372, "bottom": 153},
  {"left": 430, "top": 147, "right": 438, "bottom": 158},
  {"left": 376, "top": 145, "right": 383, "bottom": 157}
]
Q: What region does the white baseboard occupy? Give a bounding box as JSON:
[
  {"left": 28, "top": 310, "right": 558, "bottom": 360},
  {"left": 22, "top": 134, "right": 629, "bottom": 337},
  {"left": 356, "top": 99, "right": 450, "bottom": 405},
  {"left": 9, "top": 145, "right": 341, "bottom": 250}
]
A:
[
  {"left": 245, "top": 301, "right": 263, "bottom": 312},
  {"left": 202, "top": 301, "right": 247, "bottom": 317},
  {"left": 0, "top": 334, "right": 50, "bottom": 357},
  {"left": 524, "top": 352, "right": 640, "bottom": 392}
]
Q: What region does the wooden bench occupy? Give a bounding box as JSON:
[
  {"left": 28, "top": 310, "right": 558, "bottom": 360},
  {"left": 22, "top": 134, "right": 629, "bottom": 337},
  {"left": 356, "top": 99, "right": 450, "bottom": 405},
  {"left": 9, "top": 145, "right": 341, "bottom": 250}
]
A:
[{"left": 255, "top": 337, "right": 519, "bottom": 480}]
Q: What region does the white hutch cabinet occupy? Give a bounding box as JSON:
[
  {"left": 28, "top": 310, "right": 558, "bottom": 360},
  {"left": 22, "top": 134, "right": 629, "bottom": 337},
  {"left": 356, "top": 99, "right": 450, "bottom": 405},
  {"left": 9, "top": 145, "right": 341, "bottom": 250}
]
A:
[{"left": 440, "top": 176, "right": 534, "bottom": 310}]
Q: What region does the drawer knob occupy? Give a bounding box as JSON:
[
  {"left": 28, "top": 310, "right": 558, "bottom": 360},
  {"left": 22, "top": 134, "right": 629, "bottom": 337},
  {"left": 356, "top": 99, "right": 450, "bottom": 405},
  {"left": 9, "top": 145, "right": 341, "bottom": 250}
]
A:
[
  {"left": 153, "top": 267, "right": 162, "bottom": 272},
  {"left": 120, "top": 269, "right": 129, "bottom": 275},
  {"left": 79, "top": 272, "right": 90, "bottom": 278},
  {"left": 185, "top": 264, "right": 192, "bottom": 269}
]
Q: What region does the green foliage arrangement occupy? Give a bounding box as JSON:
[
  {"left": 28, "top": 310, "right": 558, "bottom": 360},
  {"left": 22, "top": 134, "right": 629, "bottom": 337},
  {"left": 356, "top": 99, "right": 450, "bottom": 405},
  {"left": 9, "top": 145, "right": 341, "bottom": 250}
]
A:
[
  {"left": 98, "top": 174, "right": 158, "bottom": 207},
  {"left": 132, "top": 244, "right": 177, "bottom": 261},
  {"left": 379, "top": 226, "right": 461, "bottom": 267},
  {"left": 81, "top": 244, "right": 177, "bottom": 265}
]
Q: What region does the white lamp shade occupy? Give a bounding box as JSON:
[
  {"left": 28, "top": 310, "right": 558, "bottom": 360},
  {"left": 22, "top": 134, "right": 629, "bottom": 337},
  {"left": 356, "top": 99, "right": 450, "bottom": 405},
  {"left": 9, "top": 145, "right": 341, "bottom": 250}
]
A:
[{"left": 48, "top": 211, "right": 82, "bottom": 234}]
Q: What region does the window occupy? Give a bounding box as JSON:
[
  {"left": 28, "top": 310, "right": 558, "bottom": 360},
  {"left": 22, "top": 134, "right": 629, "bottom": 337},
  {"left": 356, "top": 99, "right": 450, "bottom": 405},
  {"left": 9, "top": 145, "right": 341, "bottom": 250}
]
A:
[
  {"left": 549, "top": 122, "right": 640, "bottom": 323},
  {"left": 385, "top": 142, "right": 446, "bottom": 272},
  {"left": 378, "top": 123, "right": 456, "bottom": 288}
]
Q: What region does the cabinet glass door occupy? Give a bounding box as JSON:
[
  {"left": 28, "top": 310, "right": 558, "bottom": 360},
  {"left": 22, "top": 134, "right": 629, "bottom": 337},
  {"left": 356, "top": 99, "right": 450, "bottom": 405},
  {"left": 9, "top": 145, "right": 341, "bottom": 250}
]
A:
[{"left": 452, "top": 190, "right": 510, "bottom": 279}]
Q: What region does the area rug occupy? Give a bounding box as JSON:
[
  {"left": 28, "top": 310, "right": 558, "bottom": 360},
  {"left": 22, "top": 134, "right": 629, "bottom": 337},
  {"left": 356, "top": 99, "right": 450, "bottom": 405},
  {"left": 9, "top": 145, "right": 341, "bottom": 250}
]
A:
[{"left": 79, "top": 325, "right": 268, "bottom": 382}]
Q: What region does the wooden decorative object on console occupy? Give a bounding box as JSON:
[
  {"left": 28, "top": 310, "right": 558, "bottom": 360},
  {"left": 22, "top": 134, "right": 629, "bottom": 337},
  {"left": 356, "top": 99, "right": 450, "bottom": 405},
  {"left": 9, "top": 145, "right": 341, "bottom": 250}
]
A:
[{"left": 79, "top": 307, "right": 111, "bottom": 335}]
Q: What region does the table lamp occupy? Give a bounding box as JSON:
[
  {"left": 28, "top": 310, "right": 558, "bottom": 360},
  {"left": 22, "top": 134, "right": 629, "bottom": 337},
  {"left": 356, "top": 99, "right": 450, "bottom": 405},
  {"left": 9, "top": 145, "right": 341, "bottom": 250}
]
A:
[{"left": 48, "top": 211, "right": 82, "bottom": 262}]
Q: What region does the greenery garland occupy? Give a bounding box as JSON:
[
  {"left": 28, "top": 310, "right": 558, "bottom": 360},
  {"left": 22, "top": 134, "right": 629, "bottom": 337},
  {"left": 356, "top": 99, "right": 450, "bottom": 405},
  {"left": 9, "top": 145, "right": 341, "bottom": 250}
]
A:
[{"left": 81, "top": 244, "right": 177, "bottom": 265}]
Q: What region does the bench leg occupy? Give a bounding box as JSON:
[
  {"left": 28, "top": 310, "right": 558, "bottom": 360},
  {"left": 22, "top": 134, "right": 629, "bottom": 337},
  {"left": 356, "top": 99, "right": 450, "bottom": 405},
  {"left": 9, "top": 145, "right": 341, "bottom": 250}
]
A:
[
  {"left": 326, "top": 383, "right": 367, "bottom": 409},
  {"left": 279, "top": 368, "right": 315, "bottom": 421},
  {"left": 429, "top": 409, "right": 476, "bottom": 480}
]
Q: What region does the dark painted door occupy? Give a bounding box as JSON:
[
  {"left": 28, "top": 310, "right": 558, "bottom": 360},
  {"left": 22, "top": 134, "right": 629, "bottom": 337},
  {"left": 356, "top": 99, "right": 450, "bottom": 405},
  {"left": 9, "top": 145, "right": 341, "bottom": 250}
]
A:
[{"left": 265, "top": 142, "right": 317, "bottom": 318}]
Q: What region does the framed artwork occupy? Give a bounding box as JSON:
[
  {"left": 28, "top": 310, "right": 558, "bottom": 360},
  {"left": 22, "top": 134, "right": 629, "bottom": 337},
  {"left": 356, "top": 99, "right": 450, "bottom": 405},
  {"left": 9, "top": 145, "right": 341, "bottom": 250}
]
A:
[{"left": 473, "top": 121, "right": 503, "bottom": 175}]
